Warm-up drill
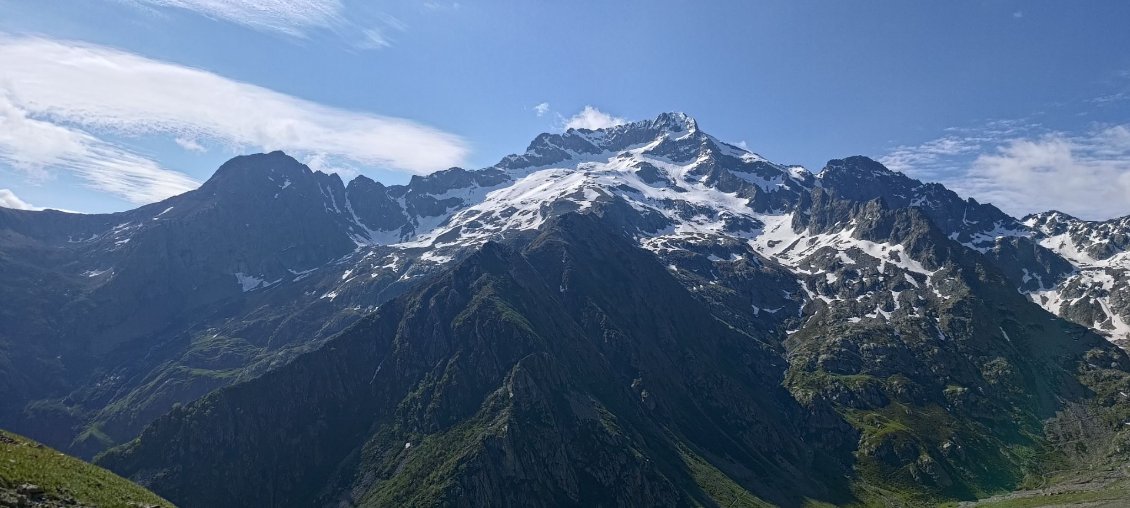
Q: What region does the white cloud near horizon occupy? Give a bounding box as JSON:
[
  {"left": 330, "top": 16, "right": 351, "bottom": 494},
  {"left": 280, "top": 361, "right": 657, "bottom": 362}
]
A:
[
  {"left": 562, "top": 106, "right": 626, "bottom": 130},
  {"left": 0, "top": 35, "right": 469, "bottom": 204},
  {"left": 0, "top": 188, "right": 41, "bottom": 210},
  {"left": 962, "top": 128, "right": 1130, "bottom": 220},
  {"left": 882, "top": 124, "right": 1130, "bottom": 221}
]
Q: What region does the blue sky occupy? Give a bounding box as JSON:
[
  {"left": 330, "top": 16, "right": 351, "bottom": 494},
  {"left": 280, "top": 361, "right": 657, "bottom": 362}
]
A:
[{"left": 1, "top": 1, "right": 1129, "bottom": 219}]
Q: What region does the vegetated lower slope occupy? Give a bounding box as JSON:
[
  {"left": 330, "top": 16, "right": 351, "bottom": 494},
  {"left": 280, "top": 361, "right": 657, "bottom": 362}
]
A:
[
  {"left": 0, "top": 429, "right": 172, "bottom": 507},
  {"left": 951, "top": 472, "right": 1130, "bottom": 507},
  {"left": 100, "top": 209, "right": 1130, "bottom": 507},
  {"left": 99, "top": 213, "right": 855, "bottom": 508},
  {"left": 772, "top": 191, "right": 1130, "bottom": 504},
  {"left": 0, "top": 153, "right": 448, "bottom": 456}
]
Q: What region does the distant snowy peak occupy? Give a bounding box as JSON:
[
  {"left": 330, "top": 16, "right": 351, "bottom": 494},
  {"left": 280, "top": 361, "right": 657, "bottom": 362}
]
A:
[
  {"left": 1023, "top": 211, "right": 1130, "bottom": 266},
  {"left": 1007, "top": 211, "right": 1130, "bottom": 346}
]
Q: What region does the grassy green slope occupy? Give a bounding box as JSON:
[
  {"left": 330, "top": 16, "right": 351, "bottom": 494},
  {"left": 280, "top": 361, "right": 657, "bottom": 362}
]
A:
[{"left": 0, "top": 429, "right": 172, "bottom": 507}]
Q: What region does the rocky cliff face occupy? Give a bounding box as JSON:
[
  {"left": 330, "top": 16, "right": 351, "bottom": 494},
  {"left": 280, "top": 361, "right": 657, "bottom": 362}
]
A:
[
  {"left": 0, "top": 151, "right": 436, "bottom": 455},
  {"left": 99, "top": 214, "right": 855, "bottom": 507}
]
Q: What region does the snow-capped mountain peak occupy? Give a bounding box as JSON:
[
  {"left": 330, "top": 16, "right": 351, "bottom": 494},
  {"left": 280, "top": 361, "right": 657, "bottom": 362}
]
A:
[
  {"left": 647, "top": 111, "right": 699, "bottom": 134},
  {"left": 60, "top": 112, "right": 1130, "bottom": 347},
  {"left": 385, "top": 113, "right": 811, "bottom": 256},
  {"left": 497, "top": 111, "right": 706, "bottom": 172}
]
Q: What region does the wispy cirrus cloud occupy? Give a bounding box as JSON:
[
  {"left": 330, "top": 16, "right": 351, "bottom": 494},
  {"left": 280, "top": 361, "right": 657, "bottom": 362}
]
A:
[
  {"left": 562, "top": 106, "right": 626, "bottom": 131},
  {"left": 0, "top": 35, "right": 469, "bottom": 204},
  {"left": 0, "top": 91, "right": 200, "bottom": 204},
  {"left": 125, "top": 0, "right": 342, "bottom": 36},
  {"left": 1090, "top": 71, "right": 1130, "bottom": 106},
  {"left": 422, "top": 1, "right": 461, "bottom": 11},
  {"left": 119, "top": 0, "right": 407, "bottom": 49},
  {"left": 1090, "top": 91, "right": 1130, "bottom": 105},
  {"left": 880, "top": 135, "right": 982, "bottom": 175}
]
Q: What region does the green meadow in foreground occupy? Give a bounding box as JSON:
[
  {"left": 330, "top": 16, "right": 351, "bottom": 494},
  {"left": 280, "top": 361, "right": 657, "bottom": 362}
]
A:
[{"left": 0, "top": 429, "right": 172, "bottom": 507}]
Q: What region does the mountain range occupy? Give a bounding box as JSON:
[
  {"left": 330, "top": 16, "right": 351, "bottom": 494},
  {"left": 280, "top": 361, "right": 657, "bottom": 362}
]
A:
[{"left": 3, "top": 112, "right": 1130, "bottom": 506}]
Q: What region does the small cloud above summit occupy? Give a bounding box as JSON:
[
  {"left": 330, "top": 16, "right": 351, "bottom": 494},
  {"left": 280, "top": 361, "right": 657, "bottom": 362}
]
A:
[
  {"left": 562, "top": 106, "right": 627, "bottom": 131},
  {"left": 533, "top": 102, "right": 550, "bottom": 117}
]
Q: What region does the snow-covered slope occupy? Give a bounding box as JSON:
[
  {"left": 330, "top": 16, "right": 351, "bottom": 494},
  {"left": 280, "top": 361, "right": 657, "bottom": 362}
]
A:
[
  {"left": 319, "top": 112, "right": 1130, "bottom": 346},
  {"left": 398, "top": 113, "right": 809, "bottom": 253},
  {"left": 14, "top": 112, "right": 1127, "bottom": 362},
  {"left": 1019, "top": 211, "right": 1130, "bottom": 345},
  {"left": 294, "top": 115, "right": 967, "bottom": 339}
]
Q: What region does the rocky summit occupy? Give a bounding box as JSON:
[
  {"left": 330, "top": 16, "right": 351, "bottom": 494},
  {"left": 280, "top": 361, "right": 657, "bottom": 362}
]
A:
[{"left": 3, "top": 113, "right": 1130, "bottom": 506}]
